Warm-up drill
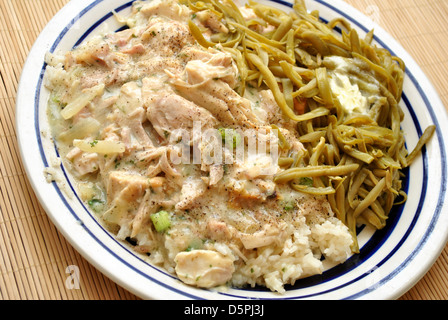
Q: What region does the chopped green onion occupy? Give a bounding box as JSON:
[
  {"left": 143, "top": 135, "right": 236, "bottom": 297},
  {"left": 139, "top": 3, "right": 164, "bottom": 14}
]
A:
[
  {"left": 150, "top": 210, "right": 171, "bottom": 233},
  {"left": 87, "top": 198, "right": 104, "bottom": 213}
]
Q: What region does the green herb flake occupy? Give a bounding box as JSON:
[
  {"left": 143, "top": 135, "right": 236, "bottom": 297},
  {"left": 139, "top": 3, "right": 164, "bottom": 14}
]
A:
[{"left": 87, "top": 198, "right": 104, "bottom": 213}]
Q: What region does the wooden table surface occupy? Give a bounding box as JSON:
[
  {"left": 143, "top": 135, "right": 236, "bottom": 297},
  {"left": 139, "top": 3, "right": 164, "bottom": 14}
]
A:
[{"left": 1, "top": 0, "right": 447, "bottom": 300}]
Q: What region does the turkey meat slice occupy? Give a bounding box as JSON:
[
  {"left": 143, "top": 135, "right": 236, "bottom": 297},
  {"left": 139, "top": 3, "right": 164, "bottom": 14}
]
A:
[{"left": 146, "top": 92, "right": 219, "bottom": 142}]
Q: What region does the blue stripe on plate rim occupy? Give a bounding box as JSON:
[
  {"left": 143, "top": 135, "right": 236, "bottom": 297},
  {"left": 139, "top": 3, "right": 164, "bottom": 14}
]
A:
[{"left": 32, "top": 0, "right": 446, "bottom": 299}]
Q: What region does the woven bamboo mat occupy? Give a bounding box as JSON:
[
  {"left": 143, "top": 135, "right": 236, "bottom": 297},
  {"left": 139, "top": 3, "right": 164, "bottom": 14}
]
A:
[{"left": 1, "top": 0, "right": 447, "bottom": 300}]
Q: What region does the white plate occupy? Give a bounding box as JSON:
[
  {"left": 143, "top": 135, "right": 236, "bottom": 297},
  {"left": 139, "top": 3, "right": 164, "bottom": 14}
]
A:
[{"left": 16, "top": 0, "right": 448, "bottom": 300}]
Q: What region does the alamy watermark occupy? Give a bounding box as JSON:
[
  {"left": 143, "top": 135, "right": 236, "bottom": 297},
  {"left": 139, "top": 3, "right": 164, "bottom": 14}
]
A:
[
  {"left": 166, "top": 121, "right": 281, "bottom": 175},
  {"left": 364, "top": 265, "right": 381, "bottom": 291},
  {"left": 364, "top": 4, "right": 381, "bottom": 25},
  {"left": 65, "top": 265, "right": 80, "bottom": 290}
]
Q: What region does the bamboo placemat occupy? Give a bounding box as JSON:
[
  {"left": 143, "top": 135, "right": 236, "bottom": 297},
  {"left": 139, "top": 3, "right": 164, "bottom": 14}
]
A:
[{"left": 1, "top": 0, "right": 447, "bottom": 300}]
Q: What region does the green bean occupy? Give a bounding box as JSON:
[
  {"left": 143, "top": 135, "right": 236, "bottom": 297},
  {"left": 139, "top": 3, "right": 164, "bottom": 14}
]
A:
[
  {"left": 327, "top": 17, "right": 351, "bottom": 32},
  {"left": 294, "top": 47, "right": 318, "bottom": 68},
  {"left": 349, "top": 28, "right": 362, "bottom": 54},
  {"left": 228, "top": 21, "right": 285, "bottom": 49},
  {"left": 327, "top": 43, "right": 351, "bottom": 58},
  {"left": 309, "top": 137, "right": 326, "bottom": 166},
  {"left": 326, "top": 121, "right": 341, "bottom": 162},
  {"left": 360, "top": 208, "right": 386, "bottom": 229},
  {"left": 246, "top": 53, "right": 293, "bottom": 116},
  {"left": 291, "top": 106, "right": 330, "bottom": 121},
  {"left": 211, "top": 0, "right": 245, "bottom": 24},
  {"left": 353, "top": 178, "right": 386, "bottom": 218},
  {"left": 250, "top": 1, "right": 283, "bottom": 26},
  {"left": 353, "top": 52, "right": 399, "bottom": 100},
  {"left": 279, "top": 60, "right": 304, "bottom": 87},
  {"left": 323, "top": 143, "right": 336, "bottom": 166},
  {"left": 247, "top": 53, "right": 330, "bottom": 122},
  {"left": 272, "top": 15, "right": 293, "bottom": 41},
  {"left": 188, "top": 19, "right": 215, "bottom": 48},
  {"left": 248, "top": 40, "right": 294, "bottom": 64},
  {"left": 346, "top": 208, "right": 359, "bottom": 253},
  {"left": 315, "top": 67, "right": 333, "bottom": 105},
  {"left": 292, "top": 78, "right": 317, "bottom": 98},
  {"left": 271, "top": 124, "right": 290, "bottom": 150},
  {"left": 278, "top": 157, "right": 294, "bottom": 167},
  {"left": 370, "top": 198, "right": 389, "bottom": 221},
  {"left": 335, "top": 181, "right": 346, "bottom": 223},
  {"left": 299, "top": 130, "right": 326, "bottom": 143},
  {"left": 224, "top": 47, "right": 248, "bottom": 95},
  {"left": 374, "top": 154, "right": 401, "bottom": 170},
  {"left": 300, "top": 31, "right": 331, "bottom": 56},
  {"left": 281, "top": 78, "right": 294, "bottom": 109},
  {"left": 291, "top": 183, "right": 335, "bottom": 195},
  {"left": 394, "top": 190, "right": 407, "bottom": 206},
  {"left": 405, "top": 125, "right": 436, "bottom": 166},
  {"left": 347, "top": 168, "right": 368, "bottom": 209},
  {"left": 343, "top": 147, "right": 375, "bottom": 164},
  {"left": 286, "top": 29, "right": 296, "bottom": 64},
  {"left": 274, "top": 163, "right": 359, "bottom": 184},
  {"left": 364, "top": 29, "right": 374, "bottom": 45},
  {"left": 268, "top": 65, "right": 287, "bottom": 78}
]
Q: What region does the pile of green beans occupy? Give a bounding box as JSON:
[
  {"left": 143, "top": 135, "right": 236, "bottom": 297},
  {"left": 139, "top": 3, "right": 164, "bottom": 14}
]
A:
[{"left": 184, "top": 0, "right": 435, "bottom": 252}]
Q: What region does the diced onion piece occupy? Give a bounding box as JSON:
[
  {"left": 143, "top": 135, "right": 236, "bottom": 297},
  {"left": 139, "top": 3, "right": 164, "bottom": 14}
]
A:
[
  {"left": 58, "top": 117, "right": 101, "bottom": 142},
  {"left": 73, "top": 139, "right": 125, "bottom": 154},
  {"left": 60, "top": 83, "right": 105, "bottom": 119}
]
